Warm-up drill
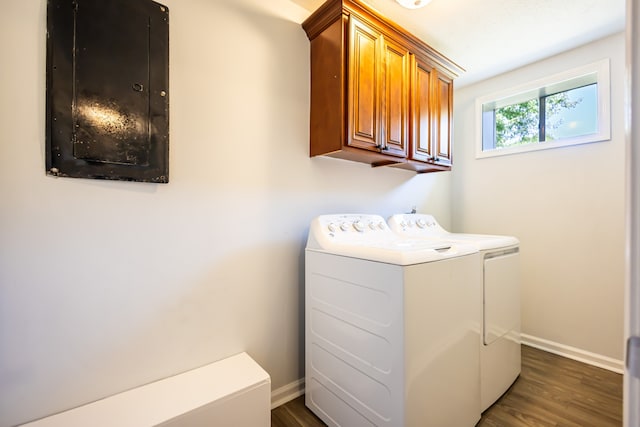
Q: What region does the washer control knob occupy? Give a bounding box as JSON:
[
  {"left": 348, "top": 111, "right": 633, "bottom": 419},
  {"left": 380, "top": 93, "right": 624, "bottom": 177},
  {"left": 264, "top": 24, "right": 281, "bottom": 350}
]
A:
[
  {"left": 417, "top": 219, "right": 427, "bottom": 228},
  {"left": 368, "top": 222, "right": 377, "bottom": 230},
  {"left": 340, "top": 222, "right": 350, "bottom": 232},
  {"left": 327, "top": 223, "right": 337, "bottom": 232},
  {"left": 353, "top": 221, "right": 365, "bottom": 232},
  {"left": 400, "top": 220, "right": 407, "bottom": 228},
  {"left": 378, "top": 221, "right": 386, "bottom": 230}
]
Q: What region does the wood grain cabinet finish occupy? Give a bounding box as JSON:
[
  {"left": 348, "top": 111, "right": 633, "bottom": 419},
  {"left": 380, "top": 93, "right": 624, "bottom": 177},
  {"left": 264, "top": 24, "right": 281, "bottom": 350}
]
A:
[
  {"left": 410, "top": 56, "right": 454, "bottom": 168},
  {"left": 302, "top": 0, "right": 463, "bottom": 173},
  {"left": 348, "top": 16, "right": 409, "bottom": 158},
  {"left": 410, "top": 56, "right": 434, "bottom": 164},
  {"left": 432, "top": 71, "right": 454, "bottom": 167},
  {"left": 347, "top": 17, "right": 382, "bottom": 153}
]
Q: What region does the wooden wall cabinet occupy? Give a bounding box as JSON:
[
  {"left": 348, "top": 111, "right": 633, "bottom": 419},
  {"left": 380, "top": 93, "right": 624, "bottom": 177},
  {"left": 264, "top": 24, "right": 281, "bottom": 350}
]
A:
[{"left": 302, "top": 0, "right": 463, "bottom": 173}]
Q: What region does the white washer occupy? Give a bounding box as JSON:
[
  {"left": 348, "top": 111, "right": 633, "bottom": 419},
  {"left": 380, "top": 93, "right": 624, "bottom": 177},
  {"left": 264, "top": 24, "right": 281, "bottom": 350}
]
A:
[
  {"left": 305, "top": 214, "right": 482, "bottom": 427},
  {"left": 387, "top": 213, "right": 521, "bottom": 412}
]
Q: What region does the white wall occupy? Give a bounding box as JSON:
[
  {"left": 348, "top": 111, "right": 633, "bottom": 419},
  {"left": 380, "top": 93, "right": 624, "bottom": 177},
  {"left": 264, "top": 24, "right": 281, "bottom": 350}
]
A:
[
  {"left": 452, "top": 33, "right": 626, "bottom": 362},
  {"left": 0, "top": 1, "right": 453, "bottom": 425}
]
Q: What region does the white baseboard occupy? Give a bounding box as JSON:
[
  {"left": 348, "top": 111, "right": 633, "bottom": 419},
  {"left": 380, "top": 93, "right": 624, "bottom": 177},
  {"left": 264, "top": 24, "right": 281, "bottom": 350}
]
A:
[
  {"left": 271, "top": 378, "right": 305, "bottom": 409},
  {"left": 521, "top": 333, "right": 624, "bottom": 374}
]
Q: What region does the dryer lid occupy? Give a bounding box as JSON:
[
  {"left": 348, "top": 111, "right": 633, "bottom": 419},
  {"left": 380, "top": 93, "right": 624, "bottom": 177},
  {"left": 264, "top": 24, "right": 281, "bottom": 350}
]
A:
[{"left": 388, "top": 213, "right": 519, "bottom": 250}]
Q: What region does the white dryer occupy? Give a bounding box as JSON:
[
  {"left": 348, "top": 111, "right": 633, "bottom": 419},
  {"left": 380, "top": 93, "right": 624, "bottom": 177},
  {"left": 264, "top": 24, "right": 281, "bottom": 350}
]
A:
[
  {"left": 305, "top": 214, "right": 482, "bottom": 427},
  {"left": 388, "top": 214, "right": 521, "bottom": 412}
]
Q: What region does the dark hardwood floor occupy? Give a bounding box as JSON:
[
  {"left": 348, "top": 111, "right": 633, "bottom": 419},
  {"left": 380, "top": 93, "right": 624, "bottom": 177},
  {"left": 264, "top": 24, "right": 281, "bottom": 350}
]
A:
[{"left": 271, "top": 345, "right": 622, "bottom": 427}]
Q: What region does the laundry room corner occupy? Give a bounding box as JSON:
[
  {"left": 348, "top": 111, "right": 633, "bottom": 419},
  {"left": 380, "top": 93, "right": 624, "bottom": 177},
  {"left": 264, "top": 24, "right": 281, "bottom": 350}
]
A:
[{"left": 451, "top": 32, "right": 626, "bottom": 368}]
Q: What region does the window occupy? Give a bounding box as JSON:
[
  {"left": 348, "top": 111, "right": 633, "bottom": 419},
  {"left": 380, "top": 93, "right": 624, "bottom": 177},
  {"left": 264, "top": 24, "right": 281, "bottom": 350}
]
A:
[{"left": 476, "top": 59, "right": 610, "bottom": 158}]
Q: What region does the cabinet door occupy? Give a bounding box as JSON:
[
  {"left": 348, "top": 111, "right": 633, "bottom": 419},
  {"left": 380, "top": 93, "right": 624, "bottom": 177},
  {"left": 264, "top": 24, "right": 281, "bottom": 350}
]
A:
[
  {"left": 410, "top": 56, "right": 434, "bottom": 162},
  {"left": 432, "top": 70, "right": 453, "bottom": 166},
  {"left": 348, "top": 17, "right": 381, "bottom": 152},
  {"left": 381, "top": 38, "right": 409, "bottom": 158}
]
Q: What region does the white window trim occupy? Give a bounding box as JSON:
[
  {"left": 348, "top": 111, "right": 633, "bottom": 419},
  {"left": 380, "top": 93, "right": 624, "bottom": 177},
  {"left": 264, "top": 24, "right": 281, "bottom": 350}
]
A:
[{"left": 475, "top": 58, "right": 611, "bottom": 159}]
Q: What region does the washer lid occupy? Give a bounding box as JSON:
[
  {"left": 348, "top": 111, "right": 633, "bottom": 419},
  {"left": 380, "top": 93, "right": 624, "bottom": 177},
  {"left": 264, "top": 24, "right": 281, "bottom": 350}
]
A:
[
  {"left": 306, "top": 214, "right": 477, "bottom": 265},
  {"left": 388, "top": 213, "right": 519, "bottom": 250}
]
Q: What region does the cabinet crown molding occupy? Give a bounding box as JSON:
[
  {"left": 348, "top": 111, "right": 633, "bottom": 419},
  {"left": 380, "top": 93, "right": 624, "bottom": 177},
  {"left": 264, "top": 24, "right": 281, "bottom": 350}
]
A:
[{"left": 302, "top": 0, "right": 464, "bottom": 77}]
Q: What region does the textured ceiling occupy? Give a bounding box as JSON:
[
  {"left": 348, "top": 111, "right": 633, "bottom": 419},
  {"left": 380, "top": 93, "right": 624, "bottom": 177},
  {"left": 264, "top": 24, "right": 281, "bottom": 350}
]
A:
[{"left": 291, "top": 0, "right": 626, "bottom": 87}]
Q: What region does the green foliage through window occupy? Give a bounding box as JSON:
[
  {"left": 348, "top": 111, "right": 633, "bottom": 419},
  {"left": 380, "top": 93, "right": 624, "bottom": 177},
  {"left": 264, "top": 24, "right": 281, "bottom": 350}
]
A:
[
  {"left": 495, "top": 99, "right": 539, "bottom": 148},
  {"left": 494, "top": 86, "right": 590, "bottom": 148}
]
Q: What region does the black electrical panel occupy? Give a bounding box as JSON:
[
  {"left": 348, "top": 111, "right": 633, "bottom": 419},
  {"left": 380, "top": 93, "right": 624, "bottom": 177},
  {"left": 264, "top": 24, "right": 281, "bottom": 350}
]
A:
[{"left": 46, "top": 0, "right": 169, "bottom": 183}]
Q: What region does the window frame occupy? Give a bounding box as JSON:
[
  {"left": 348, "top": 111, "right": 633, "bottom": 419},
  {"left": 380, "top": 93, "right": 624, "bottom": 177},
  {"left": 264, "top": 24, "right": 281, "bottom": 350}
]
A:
[{"left": 475, "top": 59, "right": 611, "bottom": 159}]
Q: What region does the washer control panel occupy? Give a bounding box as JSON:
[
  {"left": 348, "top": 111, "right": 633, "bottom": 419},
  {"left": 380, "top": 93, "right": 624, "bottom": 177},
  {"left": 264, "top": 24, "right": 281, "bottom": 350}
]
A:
[
  {"left": 319, "top": 214, "right": 389, "bottom": 237},
  {"left": 387, "top": 214, "right": 447, "bottom": 236}
]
